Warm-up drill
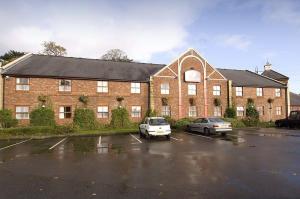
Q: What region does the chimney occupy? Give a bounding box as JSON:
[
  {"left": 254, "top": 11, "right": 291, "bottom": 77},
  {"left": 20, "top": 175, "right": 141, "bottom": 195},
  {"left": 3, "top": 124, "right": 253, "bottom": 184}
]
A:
[{"left": 264, "top": 61, "right": 272, "bottom": 71}]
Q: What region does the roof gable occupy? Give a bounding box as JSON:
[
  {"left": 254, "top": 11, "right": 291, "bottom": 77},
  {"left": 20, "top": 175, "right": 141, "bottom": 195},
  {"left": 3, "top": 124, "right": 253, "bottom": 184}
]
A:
[{"left": 262, "top": 70, "right": 289, "bottom": 80}]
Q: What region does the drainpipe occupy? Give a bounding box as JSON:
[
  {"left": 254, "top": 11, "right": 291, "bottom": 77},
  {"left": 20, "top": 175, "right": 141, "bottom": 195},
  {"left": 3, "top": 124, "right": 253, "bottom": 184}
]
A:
[
  {"left": 204, "top": 61, "right": 207, "bottom": 117},
  {"left": 228, "top": 80, "right": 233, "bottom": 108},
  {"left": 178, "top": 59, "right": 182, "bottom": 119},
  {"left": 149, "top": 76, "right": 155, "bottom": 111},
  {"left": 286, "top": 85, "right": 290, "bottom": 117}
]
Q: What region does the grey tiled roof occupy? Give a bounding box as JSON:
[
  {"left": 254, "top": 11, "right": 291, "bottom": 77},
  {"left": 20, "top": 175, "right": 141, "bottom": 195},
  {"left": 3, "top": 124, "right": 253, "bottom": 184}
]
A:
[
  {"left": 262, "top": 70, "right": 289, "bottom": 81},
  {"left": 2, "top": 54, "right": 165, "bottom": 82},
  {"left": 290, "top": 92, "right": 300, "bottom": 106},
  {"left": 217, "top": 68, "right": 286, "bottom": 88}
]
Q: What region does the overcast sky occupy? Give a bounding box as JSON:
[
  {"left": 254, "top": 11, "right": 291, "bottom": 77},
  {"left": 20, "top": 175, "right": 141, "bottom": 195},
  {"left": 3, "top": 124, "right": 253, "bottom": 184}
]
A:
[{"left": 0, "top": 0, "right": 299, "bottom": 93}]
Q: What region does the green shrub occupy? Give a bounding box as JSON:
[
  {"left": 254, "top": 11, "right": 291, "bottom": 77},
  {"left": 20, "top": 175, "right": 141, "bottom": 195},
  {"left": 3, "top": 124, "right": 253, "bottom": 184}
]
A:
[
  {"left": 145, "top": 109, "right": 157, "bottom": 117},
  {"left": 245, "top": 103, "right": 259, "bottom": 126},
  {"left": 0, "top": 109, "right": 18, "bottom": 128},
  {"left": 163, "top": 116, "right": 176, "bottom": 128},
  {"left": 0, "top": 125, "right": 74, "bottom": 136},
  {"left": 73, "top": 108, "right": 97, "bottom": 129},
  {"left": 110, "top": 107, "right": 131, "bottom": 128},
  {"left": 223, "top": 118, "right": 246, "bottom": 128},
  {"left": 30, "top": 107, "right": 55, "bottom": 126},
  {"left": 174, "top": 118, "right": 193, "bottom": 129},
  {"left": 224, "top": 107, "right": 236, "bottom": 118}
]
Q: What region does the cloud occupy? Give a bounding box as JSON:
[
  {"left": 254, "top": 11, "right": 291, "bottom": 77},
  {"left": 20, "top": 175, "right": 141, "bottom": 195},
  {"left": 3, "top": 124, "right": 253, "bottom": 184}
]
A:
[
  {"left": 0, "top": 0, "right": 218, "bottom": 61},
  {"left": 216, "top": 34, "right": 252, "bottom": 50}
]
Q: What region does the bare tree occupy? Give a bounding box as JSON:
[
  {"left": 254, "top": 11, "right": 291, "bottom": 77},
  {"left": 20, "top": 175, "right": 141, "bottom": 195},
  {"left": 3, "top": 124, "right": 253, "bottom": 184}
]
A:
[
  {"left": 101, "top": 49, "right": 132, "bottom": 62},
  {"left": 42, "top": 41, "right": 67, "bottom": 56}
]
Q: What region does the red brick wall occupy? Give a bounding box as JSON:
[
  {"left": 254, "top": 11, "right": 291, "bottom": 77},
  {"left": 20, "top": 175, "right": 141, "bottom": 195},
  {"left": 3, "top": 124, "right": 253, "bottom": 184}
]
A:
[{"left": 4, "top": 77, "right": 149, "bottom": 125}]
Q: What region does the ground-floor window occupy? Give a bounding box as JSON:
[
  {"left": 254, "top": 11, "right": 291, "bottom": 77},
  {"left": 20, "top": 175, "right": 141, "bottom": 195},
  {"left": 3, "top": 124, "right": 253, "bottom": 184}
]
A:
[
  {"left": 97, "top": 106, "right": 109, "bottom": 118},
  {"left": 59, "top": 106, "right": 72, "bottom": 119},
  {"left": 161, "top": 106, "right": 171, "bottom": 117},
  {"left": 131, "top": 106, "right": 141, "bottom": 118},
  {"left": 236, "top": 106, "right": 244, "bottom": 117},
  {"left": 214, "top": 106, "right": 222, "bottom": 117},
  {"left": 16, "top": 106, "right": 29, "bottom": 119},
  {"left": 189, "top": 106, "right": 197, "bottom": 117},
  {"left": 276, "top": 106, "right": 282, "bottom": 115},
  {"left": 257, "top": 106, "right": 264, "bottom": 116}
]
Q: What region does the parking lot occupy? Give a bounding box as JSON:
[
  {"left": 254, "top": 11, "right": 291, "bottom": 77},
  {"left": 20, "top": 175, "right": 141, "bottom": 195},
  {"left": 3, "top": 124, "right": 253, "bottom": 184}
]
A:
[{"left": 1, "top": 129, "right": 300, "bottom": 199}]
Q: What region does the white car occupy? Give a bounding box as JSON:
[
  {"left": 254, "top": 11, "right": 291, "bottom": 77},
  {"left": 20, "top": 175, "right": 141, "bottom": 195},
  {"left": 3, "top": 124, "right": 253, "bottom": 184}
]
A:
[{"left": 139, "top": 117, "right": 171, "bottom": 140}]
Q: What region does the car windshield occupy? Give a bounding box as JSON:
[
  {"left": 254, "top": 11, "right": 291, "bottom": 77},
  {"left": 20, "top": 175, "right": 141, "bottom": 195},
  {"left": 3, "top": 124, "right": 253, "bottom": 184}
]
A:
[
  {"left": 208, "top": 118, "right": 224, "bottom": 123},
  {"left": 149, "top": 119, "right": 168, "bottom": 125}
]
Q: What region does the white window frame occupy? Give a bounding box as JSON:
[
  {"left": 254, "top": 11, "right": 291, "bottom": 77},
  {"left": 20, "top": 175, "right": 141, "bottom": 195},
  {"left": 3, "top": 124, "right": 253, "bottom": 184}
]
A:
[
  {"left": 16, "top": 106, "right": 29, "bottom": 119},
  {"left": 59, "top": 80, "right": 72, "bottom": 92},
  {"left": 236, "top": 87, "right": 243, "bottom": 97},
  {"left": 237, "top": 106, "right": 244, "bottom": 117},
  {"left": 188, "top": 84, "right": 197, "bottom": 96},
  {"left": 160, "top": 83, "right": 169, "bottom": 95},
  {"left": 256, "top": 88, "right": 263, "bottom": 97},
  {"left": 213, "top": 85, "right": 221, "bottom": 96},
  {"left": 16, "top": 78, "right": 29, "bottom": 91},
  {"left": 131, "top": 106, "right": 141, "bottom": 118},
  {"left": 97, "top": 81, "right": 108, "bottom": 93},
  {"left": 189, "top": 106, "right": 197, "bottom": 117},
  {"left": 257, "top": 106, "right": 264, "bottom": 116},
  {"left": 214, "top": 106, "right": 222, "bottom": 117},
  {"left": 276, "top": 106, "right": 282, "bottom": 115},
  {"left": 97, "top": 106, "right": 109, "bottom": 118},
  {"left": 161, "top": 106, "right": 171, "bottom": 117},
  {"left": 59, "top": 106, "right": 72, "bottom": 119},
  {"left": 275, "top": 88, "right": 281, "bottom": 97},
  {"left": 131, "top": 83, "right": 141, "bottom": 94}
]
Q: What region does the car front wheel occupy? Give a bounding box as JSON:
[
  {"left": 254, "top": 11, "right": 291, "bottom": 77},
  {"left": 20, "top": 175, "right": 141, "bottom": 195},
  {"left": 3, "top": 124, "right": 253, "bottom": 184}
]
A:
[{"left": 204, "top": 128, "right": 210, "bottom": 136}]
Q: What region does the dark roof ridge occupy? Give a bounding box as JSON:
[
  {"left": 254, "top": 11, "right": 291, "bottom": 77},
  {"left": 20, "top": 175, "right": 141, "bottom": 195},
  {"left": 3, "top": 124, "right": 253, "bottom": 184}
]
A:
[
  {"left": 32, "top": 54, "right": 166, "bottom": 66},
  {"left": 265, "top": 69, "right": 289, "bottom": 79},
  {"left": 246, "top": 70, "right": 286, "bottom": 86}
]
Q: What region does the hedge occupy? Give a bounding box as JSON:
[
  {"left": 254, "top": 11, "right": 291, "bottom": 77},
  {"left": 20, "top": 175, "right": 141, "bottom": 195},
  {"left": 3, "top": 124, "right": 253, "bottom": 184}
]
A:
[
  {"left": 73, "top": 108, "right": 97, "bottom": 129},
  {"left": 0, "top": 125, "right": 74, "bottom": 136},
  {"left": 30, "top": 107, "right": 55, "bottom": 126},
  {"left": 110, "top": 107, "right": 131, "bottom": 128},
  {"left": 0, "top": 109, "right": 18, "bottom": 128}
]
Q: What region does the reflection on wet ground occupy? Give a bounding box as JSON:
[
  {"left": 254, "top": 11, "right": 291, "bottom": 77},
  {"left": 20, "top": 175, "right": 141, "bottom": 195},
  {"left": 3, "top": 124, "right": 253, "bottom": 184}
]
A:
[{"left": 0, "top": 129, "right": 300, "bottom": 199}]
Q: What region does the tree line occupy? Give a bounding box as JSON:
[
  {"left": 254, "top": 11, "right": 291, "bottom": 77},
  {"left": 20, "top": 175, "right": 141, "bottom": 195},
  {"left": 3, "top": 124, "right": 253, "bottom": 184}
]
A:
[{"left": 0, "top": 41, "right": 132, "bottom": 65}]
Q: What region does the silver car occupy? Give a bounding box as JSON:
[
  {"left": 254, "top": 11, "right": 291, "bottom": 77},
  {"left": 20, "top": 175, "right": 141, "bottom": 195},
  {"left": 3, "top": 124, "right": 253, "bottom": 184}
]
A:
[{"left": 187, "top": 117, "right": 232, "bottom": 135}]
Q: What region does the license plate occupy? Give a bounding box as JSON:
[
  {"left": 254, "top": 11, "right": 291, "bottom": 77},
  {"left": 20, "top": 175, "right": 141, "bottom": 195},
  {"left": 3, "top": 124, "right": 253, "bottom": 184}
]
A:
[{"left": 157, "top": 130, "right": 164, "bottom": 133}]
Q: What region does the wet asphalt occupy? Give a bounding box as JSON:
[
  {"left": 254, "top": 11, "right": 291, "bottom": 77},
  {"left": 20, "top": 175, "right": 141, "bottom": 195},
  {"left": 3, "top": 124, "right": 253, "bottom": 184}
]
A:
[{"left": 0, "top": 129, "right": 300, "bottom": 199}]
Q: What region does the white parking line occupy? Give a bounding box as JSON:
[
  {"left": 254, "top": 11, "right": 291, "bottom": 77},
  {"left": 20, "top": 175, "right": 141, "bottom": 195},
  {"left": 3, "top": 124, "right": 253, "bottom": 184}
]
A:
[
  {"left": 49, "top": 138, "right": 67, "bottom": 150},
  {"left": 130, "top": 134, "right": 142, "bottom": 144},
  {"left": 171, "top": 137, "right": 183, "bottom": 141},
  {"left": 186, "top": 132, "right": 214, "bottom": 140},
  {"left": 0, "top": 138, "right": 32, "bottom": 151}
]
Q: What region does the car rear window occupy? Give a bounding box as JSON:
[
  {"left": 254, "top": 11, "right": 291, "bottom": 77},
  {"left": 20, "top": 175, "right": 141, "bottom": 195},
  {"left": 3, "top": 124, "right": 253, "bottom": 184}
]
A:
[
  {"left": 208, "top": 118, "right": 224, "bottom": 123},
  {"left": 149, "top": 119, "right": 168, "bottom": 125}
]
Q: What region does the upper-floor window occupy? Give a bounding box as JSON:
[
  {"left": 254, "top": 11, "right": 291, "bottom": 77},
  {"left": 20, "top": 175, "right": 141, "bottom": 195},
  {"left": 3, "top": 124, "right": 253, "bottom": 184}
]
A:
[
  {"left": 16, "top": 78, "right": 29, "bottom": 91},
  {"left": 97, "top": 106, "right": 109, "bottom": 118},
  {"left": 236, "top": 87, "right": 243, "bottom": 96},
  {"left": 131, "top": 106, "right": 141, "bottom": 117},
  {"left": 161, "top": 83, "right": 169, "bottom": 95},
  {"left": 188, "top": 84, "right": 196, "bottom": 95},
  {"left": 97, "top": 81, "right": 108, "bottom": 93},
  {"left": 236, "top": 106, "right": 244, "bottom": 117},
  {"left": 189, "top": 106, "right": 197, "bottom": 117},
  {"left": 16, "top": 106, "right": 29, "bottom": 119},
  {"left": 59, "top": 80, "right": 71, "bottom": 92},
  {"left": 256, "top": 88, "right": 263, "bottom": 97},
  {"left": 213, "top": 85, "right": 221, "bottom": 96},
  {"left": 275, "top": 88, "right": 281, "bottom": 97},
  {"left": 59, "top": 106, "right": 72, "bottom": 119},
  {"left": 161, "top": 106, "right": 171, "bottom": 117},
  {"left": 131, "top": 83, "right": 140, "bottom": 94}
]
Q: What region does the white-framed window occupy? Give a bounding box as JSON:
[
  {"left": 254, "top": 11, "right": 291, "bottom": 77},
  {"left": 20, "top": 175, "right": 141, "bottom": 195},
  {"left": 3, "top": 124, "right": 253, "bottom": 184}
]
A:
[
  {"left": 256, "top": 88, "right": 263, "bottom": 97},
  {"left": 97, "top": 106, "right": 109, "bottom": 118},
  {"left": 131, "top": 83, "right": 140, "bottom": 94},
  {"left": 16, "top": 78, "right": 29, "bottom": 91},
  {"left": 276, "top": 106, "right": 282, "bottom": 115},
  {"left": 236, "top": 87, "right": 243, "bottom": 97},
  {"left": 189, "top": 106, "right": 197, "bottom": 117},
  {"left": 16, "top": 106, "right": 29, "bottom": 119},
  {"left": 131, "top": 106, "right": 141, "bottom": 117},
  {"left": 188, "top": 84, "right": 197, "bottom": 95},
  {"left": 97, "top": 81, "right": 108, "bottom": 93},
  {"left": 237, "top": 106, "right": 244, "bottom": 117},
  {"left": 214, "top": 106, "right": 222, "bottom": 117},
  {"left": 161, "top": 83, "right": 169, "bottom": 94},
  {"left": 59, "top": 106, "right": 72, "bottom": 119},
  {"left": 59, "top": 80, "right": 72, "bottom": 92},
  {"left": 257, "top": 106, "right": 264, "bottom": 116},
  {"left": 275, "top": 88, "right": 281, "bottom": 97},
  {"left": 161, "top": 106, "right": 171, "bottom": 116},
  {"left": 213, "top": 85, "right": 221, "bottom": 96}
]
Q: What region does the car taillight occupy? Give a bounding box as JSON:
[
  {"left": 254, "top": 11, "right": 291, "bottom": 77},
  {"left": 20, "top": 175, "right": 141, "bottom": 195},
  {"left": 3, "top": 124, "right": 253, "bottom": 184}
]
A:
[{"left": 213, "top": 125, "right": 219, "bottom": 128}]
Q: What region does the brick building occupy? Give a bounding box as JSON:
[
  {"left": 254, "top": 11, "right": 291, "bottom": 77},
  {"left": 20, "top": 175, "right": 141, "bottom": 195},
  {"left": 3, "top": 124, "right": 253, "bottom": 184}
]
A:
[{"left": 0, "top": 49, "right": 290, "bottom": 125}]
